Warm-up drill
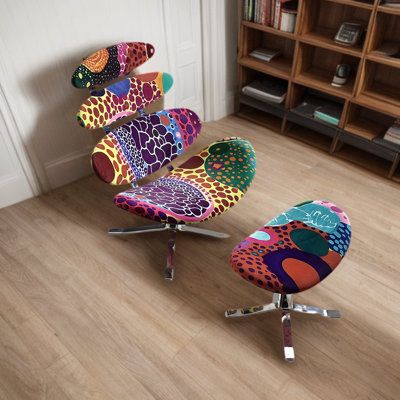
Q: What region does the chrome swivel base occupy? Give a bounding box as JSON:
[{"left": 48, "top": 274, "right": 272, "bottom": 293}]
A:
[
  {"left": 225, "top": 293, "right": 341, "bottom": 362},
  {"left": 109, "top": 223, "right": 229, "bottom": 281}
]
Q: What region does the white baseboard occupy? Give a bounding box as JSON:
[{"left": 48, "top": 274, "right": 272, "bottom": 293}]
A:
[
  {"left": 0, "top": 175, "right": 34, "bottom": 208},
  {"left": 44, "top": 147, "right": 93, "bottom": 190}
]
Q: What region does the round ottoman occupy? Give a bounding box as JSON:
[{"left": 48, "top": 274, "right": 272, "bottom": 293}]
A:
[{"left": 225, "top": 200, "right": 351, "bottom": 362}]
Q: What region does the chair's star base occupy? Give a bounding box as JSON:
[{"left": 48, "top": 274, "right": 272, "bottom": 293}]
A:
[
  {"left": 108, "top": 223, "right": 230, "bottom": 280},
  {"left": 225, "top": 293, "right": 341, "bottom": 363}
]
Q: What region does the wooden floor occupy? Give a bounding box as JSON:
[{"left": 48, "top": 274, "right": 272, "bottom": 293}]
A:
[{"left": 0, "top": 116, "right": 399, "bottom": 400}]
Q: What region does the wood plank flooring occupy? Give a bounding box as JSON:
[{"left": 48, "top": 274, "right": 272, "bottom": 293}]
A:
[{"left": 0, "top": 115, "right": 399, "bottom": 400}]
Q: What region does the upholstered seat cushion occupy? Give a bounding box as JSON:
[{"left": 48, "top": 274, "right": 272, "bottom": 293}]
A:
[
  {"left": 114, "top": 137, "right": 256, "bottom": 224},
  {"left": 230, "top": 201, "right": 351, "bottom": 294}
]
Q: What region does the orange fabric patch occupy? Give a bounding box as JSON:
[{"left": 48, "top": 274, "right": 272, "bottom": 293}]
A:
[
  {"left": 282, "top": 258, "right": 320, "bottom": 290},
  {"left": 135, "top": 72, "right": 158, "bottom": 82},
  {"left": 82, "top": 49, "right": 109, "bottom": 73},
  {"left": 160, "top": 115, "right": 170, "bottom": 125},
  {"left": 321, "top": 250, "right": 342, "bottom": 269}
]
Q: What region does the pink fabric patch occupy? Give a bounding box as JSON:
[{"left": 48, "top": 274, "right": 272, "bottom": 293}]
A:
[
  {"left": 313, "top": 200, "right": 350, "bottom": 224},
  {"left": 117, "top": 43, "right": 128, "bottom": 75}
]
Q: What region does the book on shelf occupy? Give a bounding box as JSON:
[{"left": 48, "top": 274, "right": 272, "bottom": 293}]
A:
[
  {"left": 249, "top": 47, "right": 281, "bottom": 62},
  {"left": 280, "top": 1, "right": 298, "bottom": 33},
  {"left": 243, "top": 0, "right": 254, "bottom": 21},
  {"left": 383, "top": 120, "right": 400, "bottom": 145},
  {"left": 292, "top": 96, "right": 322, "bottom": 118},
  {"left": 292, "top": 95, "right": 342, "bottom": 126},
  {"left": 242, "top": 77, "right": 287, "bottom": 104},
  {"left": 314, "top": 105, "right": 341, "bottom": 126},
  {"left": 243, "top": 0, "right": 298, "bottom": 33}
]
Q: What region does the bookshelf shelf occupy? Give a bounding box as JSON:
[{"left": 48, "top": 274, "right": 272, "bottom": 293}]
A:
[
  {"left": 345, "top": 120, "right": 383, "bottom": 140},
  {"left": 239, "top": 56, "right": 292, "bottom": 80},
  {"left": 360, "top": 61, "right": 400, "bottom": 106},
  {"left": 237, "top": 106, "right": 283, "bottom": 132},
  {"left": 237, "top": 0, "right": 400, "bottom": 181},
  {"left": 295, "top": 69, "right": 355, "bottom": 99},
  {"left": 363, "top": 85, "right": 400, "bottom": 108},
  {"left": 300, "top": 31, "right": 363, "bottom": 57},
  {"left": 241, "top": 20, "right": 295, "bottom": 39},
  {"left": 366, "top": 53, "right": 400, "bottom": 69},
  {"left": 240, "top": 93, "right": 286, "bottom": 118},
  {"left": 324, "top": 0, "right": 374, "bottom": 10},
  {"left": 353, "top": 94, "right": 400, "bottom": 118},
  {"left": 334, "top": 143, "right": 394, "bottom": 175},
  {"left": 285, "top": 123, "right": 333, "bottom": 152},
  {"left": 377, "top": 5, "right": 400, "bottom": 15}
]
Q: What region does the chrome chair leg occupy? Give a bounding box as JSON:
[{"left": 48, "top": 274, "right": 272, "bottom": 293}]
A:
[
  {"left": 176, "top": 224, "right": 230, "bottom": 239},
  {"left": 108, "top": 223, "right": 167, "bottom": 235},
  {"left": 108, "top": 222, "right": 229, "bottom": 279},
  {"left": 225, "top": 293, "right": 341, "bottom": 362},
  {"left": 164, "top": 229, "right": 176, "bottom": 281},
  {"left": 108, "top": 223, "right": 229, "bottom": 238},
  {"left": 281, "top": 311, "right": 295, "bottom": 362},
  {"left": 225, "top": 302, "right": 278, "bottom": 318},
  {"left": 292, "top": 304, "right": 341, "bottom": 318}
]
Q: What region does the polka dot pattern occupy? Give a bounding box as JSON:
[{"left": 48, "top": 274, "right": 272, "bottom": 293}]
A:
[
  {"left": 71, "top": 42, "right": 154, "bottom": 89},
  {"left": 327, "top": 222, "right": 351, "bottom": 256},
  {"left": 77, "top": 72, "right": 172, "bottom": 129},
  {"left": 115, "top": 178, "right": 214, "bottom": 223},
  {"left": 230, "top": 201, "right": 351, "bottom": 294},
  {"left": 114, "top": 137, "right": 256, "bottom": 223},
  {"left": 91, "top": 108, "right": 201, "bottom": 185},
  {"left": 205, "top": 140, "right": 256, "bottom": 192}
]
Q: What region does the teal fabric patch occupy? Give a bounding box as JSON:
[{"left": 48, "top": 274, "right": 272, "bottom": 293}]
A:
[
  {"left": 265, "top": 203, "right": 340, "bottom": 233},
  {"left": 162, "top": 73, "right": 173, "bottom": 93},
  {"left": 290, "top": 229, "right": 330, "bottom": 256}
]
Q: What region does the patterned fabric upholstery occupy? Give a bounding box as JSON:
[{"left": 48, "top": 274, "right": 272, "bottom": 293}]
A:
[
  {"left": 230, "top": 201, "right": 351, "bottom": 294},
  {"left": 77, "top": 72, "right": 173, "bottom": 129},
  {"left": 91, "top": 108, "right": 201, "bottom": 185},
  {"left": 71, "top": 42, "right": 154, "bottom": 88},
  {"left": 114, "top": 137, "right": 256, "bottom": 224}
]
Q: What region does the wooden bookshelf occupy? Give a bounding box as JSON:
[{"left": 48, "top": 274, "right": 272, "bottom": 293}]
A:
[{"left": 237, "top": 0, "right": 400, "bottom": 181}]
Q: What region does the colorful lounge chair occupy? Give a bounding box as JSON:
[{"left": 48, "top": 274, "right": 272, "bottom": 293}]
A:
[
  {"left": 72, "top": 42, "right": 256, "bottom": 279},
  {"left": 225, "top": 200, "right": 351, "bottom": 362}
]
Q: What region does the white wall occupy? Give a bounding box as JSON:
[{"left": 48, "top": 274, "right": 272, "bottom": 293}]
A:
[
  {"left": 0, "top": 0, "right": 238, "bottom": 207},
  {"left": 202, "top": 0, "right": 239, "bottom": 121},
  {"left": 0, "top": 0, "right": 204, "bottom": 197}
]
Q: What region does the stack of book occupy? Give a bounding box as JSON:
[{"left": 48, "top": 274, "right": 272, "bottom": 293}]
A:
[
  {"left": 383, "top": 120, "right": 400, "bottom": 145},
  {"left": 249, "top": 47, "right": 281, "bottom": 62},
  {"left": 243, "top": 0, "right": 298, "bottom": 33},
  {"left": 381, "top": 0, "right": 400, "bottom": 8},
  {"left": 313, "top": 105, "right": 341, "bottom": 126},
  {"left": 292, "top": 95, "right": 342, "bottom": 126},
  {"left": 242, "top": 78, "right": 287, "bottom": 104}
]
